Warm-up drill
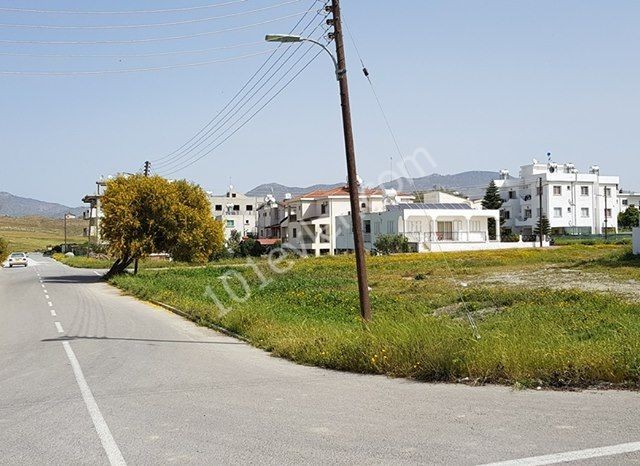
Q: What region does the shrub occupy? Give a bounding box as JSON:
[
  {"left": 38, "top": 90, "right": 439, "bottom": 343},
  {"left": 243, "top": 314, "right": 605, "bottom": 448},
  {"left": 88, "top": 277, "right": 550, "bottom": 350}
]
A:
[
  {"left": 0, "top": 236, "right": 8, "bottom": 259},
  {"left": 374, "top": 234, "right": 410, "bottom": 255},
  {"left": 501, "top": 234, "right": 520, "bottom": 243}
]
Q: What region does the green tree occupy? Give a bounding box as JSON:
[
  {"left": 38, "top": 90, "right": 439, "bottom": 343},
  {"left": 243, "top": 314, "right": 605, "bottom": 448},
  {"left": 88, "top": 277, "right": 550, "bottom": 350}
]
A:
[
  {"left": 0, "top": 236, "right": 8, "bottom": 259},
  {"left": 482, "top": 181, "right": 504, "bottom": 240},
  {"left": 618, "top": 206, "right": 640, "bottom": 230},
  {"left": 534, "top": 215, "right": 551, "bottom": 238},
  {"left": 101, "top": 175, "right": 224, "bottom": 277}
]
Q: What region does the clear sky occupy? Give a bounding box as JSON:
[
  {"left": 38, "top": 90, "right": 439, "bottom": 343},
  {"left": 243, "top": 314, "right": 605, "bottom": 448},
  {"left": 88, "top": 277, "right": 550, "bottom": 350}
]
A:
[{"left": 1, "top": 0, "right": 638, "bottom": 206}]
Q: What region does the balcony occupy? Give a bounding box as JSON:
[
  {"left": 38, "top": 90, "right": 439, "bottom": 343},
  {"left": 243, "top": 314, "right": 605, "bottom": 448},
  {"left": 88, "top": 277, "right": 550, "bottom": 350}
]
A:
[{"left": 404, "top": 231, "right": 488, "bottom": 243}]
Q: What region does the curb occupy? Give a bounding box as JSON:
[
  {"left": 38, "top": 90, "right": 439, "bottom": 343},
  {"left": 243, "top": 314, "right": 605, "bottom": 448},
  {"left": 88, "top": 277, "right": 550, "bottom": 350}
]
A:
[{"left": 149, "top": 300, "right": 250, "bottom": 343}]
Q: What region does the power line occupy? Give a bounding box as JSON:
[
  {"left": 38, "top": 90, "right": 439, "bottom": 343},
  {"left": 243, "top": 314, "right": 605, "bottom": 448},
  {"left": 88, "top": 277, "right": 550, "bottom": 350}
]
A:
[
  {"left": 0, "top": 1, "right": 302, "bottom": 30},
  {"left": 153, "top": 13, "right": 329, "bottom": 169},
  {"left": 0, "top": 0, "right": 249, "bottom": 15},
  {"left": 0, "top": 49, "right": 275, "bottom": 76},
  {"left": 156, "top": 36, "right": 324, "bottom": 172},
  {"left": 150, "top": 0, "right": 326, "bottom": 164},
  {"left": 0, "top": 12, "right": 306, "bottom": 45},
  {"left": 158, "top": 48, "right": 324, "bottom": 176},
  {"left": 0, "top": 41, "right": 266, "bottom": 59}
]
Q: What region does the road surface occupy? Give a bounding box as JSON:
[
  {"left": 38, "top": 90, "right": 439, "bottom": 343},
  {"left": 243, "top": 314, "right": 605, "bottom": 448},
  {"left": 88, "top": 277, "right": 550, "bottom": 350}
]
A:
[{"left": 1, "top": 254, "right": 639, "bottom": 465}]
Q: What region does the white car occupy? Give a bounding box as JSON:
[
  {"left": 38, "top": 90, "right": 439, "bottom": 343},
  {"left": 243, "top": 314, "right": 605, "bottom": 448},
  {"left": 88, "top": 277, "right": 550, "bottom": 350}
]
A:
[{"left": 8, "top": 252, "right": 28, "bottom": 267}]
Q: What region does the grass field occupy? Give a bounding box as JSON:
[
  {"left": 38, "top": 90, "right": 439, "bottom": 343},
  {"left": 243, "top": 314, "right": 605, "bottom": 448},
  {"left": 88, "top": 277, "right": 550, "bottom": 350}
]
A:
[
  {"left": 0, "top": 216, "right": 86, "bottom": 253},
  {"left": 111, "top": 245, "right": 640, "bottom": 389}
]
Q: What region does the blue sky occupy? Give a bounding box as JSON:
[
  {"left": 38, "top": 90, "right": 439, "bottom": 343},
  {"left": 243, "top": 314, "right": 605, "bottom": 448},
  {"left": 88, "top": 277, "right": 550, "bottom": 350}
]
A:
[{"left": 1, "top": 0, "right": 638, "bottom": 206}]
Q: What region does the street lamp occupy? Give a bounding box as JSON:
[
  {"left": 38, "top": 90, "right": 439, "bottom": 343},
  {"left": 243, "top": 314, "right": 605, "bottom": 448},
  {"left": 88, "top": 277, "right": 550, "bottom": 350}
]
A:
[{"left": 265, "top": 0, "right": 372, "bottom": 321}]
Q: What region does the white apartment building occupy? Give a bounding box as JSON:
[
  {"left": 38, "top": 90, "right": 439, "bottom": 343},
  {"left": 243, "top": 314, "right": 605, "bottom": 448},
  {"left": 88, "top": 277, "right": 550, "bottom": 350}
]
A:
[
  {"left": 256, "top": 194, "right": 288, "bottom": 240},
  {"left": 209, "top": 186, "right": 262, "bottom": 240},
  {"left": 282, "top": 186, "right": 414, "bottom": 256},
  {"left": 496, "top": 162, "right": 620, "bottom": 236},
  {"left": 620, "top": 192, "right": 640, "bottom": 212}
]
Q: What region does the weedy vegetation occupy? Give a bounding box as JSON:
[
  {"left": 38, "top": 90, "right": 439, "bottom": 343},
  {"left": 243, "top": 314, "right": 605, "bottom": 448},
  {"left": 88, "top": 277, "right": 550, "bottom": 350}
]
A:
[{"left": 111, "top": 245, "right": 640, "bottom": 389}]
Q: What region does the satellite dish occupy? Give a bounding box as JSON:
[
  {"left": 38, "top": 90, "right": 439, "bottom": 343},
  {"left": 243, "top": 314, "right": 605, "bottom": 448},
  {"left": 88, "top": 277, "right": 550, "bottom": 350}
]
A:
[{"left": 284, "top": 193, "right": 292, "bottom": 200}]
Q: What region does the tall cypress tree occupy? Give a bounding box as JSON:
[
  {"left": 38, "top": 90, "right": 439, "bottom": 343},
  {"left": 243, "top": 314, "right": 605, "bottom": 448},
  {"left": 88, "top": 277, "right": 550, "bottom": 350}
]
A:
[{"left": 482, "top": 181, "right": 504, "bottom": 240}]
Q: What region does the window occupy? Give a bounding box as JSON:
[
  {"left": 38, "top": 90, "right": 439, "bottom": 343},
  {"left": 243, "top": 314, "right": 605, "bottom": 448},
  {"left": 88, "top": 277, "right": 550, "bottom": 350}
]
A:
[
  {"left": 292, "top": 228, "right": 297, "bottom": 238},
  {"left": 361, "top": 202, "right": 366, "bottom": 209},
  {"left": 581, "top": 208, "right": 590, "bottom": 218},
  {"left": 605, "top": 187, "right": 612, "bottom": 197},
  {"left": 509, "top": 191, "right": 516, "bottom": 199},
  {"left": 622, "top": 199, "right": 629, "bottom": 206},
  {"left": 581, "top": 186, "right": 589, "bottom": 196},
  {"left": 605, "top": 209, "right": 612, "bottom": 219},
  {"left": 321, "top": 203, "right": 327, "bottom": 215},
  {"left": 215, "top": 204, "right": 222, "bottom": 211},
  {"left": 246, "top": 205, "right": 253, "bottom": 211},
  {"left": 554, "top": 207, "right": 562, "bottom": 218},
  {"left": 245, "top": 220, "right": 250, "bottom": 225},
  {"left": 364, "top": 220, "right": 371, "bottom": 234},
  {"left": 524, "top": 209, "right": 532, "bottom": 220},
  {"left": 553, "top": 186, "right": 562, "bottom": 196},
  {"left": 233, "top": 205, "right": 240, "bottom": 211},
  {"left": 503, "top": 210, "right": 511, "bottom": 220},
  {"left": 226, "top": 220, "right": 235, "bottom": 228},
  {"left": 232, "top": 193, "right": 237, "bottom": 198}
]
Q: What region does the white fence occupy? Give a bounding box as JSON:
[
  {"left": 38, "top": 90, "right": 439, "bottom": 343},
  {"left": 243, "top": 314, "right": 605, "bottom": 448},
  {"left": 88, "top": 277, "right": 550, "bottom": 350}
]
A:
[{"left": 633, "top": 228, "right": 640, "bottom": 255}]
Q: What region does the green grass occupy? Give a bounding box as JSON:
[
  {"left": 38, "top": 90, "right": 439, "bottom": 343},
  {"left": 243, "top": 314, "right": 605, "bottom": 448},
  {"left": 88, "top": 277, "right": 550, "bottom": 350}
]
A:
[
  {"left": 54, "top": 253, "right": 260, "bottom": 270},
  {"left": 0, "top": 216, "right": 86, "bottom": 252},
  {"left": 110, "top": 245, "right": 640, "bottom": 389}
]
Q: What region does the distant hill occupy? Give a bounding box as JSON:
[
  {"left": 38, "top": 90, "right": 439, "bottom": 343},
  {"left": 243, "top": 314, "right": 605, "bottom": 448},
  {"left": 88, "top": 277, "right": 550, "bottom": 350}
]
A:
[
  {"left": 247, "top": 171, "right": 501, "bottom": 201},
  {"left": 0, "top": 192, "right": 84, "bottom": 218}
]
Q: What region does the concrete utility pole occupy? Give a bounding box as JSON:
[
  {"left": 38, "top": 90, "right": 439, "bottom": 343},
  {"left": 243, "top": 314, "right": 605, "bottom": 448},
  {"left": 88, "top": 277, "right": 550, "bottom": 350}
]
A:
[
  {"left": 538, "top": 178, "right": 544, "bottom": 247},
  {"left": 604, "top": 186, "right": 609, "bottom": 240},
  {"left": 330, "top": 0, "right": 371, "bottom": 321},
  {"left": 64, "top": 212, "right": 68, "bottom": 253},
  {"left": 134, "top": 161, "right": 152, "bottom": 275}
]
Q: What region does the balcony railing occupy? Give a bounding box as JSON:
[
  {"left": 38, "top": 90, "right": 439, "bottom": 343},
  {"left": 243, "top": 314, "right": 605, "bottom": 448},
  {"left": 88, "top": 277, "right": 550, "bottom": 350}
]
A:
[{"left": 404, "top": 231, "right": 488, "bottom": 243}]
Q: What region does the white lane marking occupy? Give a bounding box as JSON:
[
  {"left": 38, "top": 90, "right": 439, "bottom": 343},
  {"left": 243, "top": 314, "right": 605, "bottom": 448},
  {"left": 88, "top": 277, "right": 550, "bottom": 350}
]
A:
[
  {"left": 50, "top": 309, "right": 57, "bottom": 317},
  {"left": 41, "top": 284, "right": 45, "bottom": 288},
  {"left": 481, "top": 441, "right": 640, "bottom": 466},
  {"left": 62, "top": 341, "right": 126, "bottom": 466},
  {"left": 54, "top": 321, "right": 64, "bottom": 333},
  {"left": 45, "top": 294, "right": 50, "bottom": 300},
  {"left": 48, "top": 302, "right": 53, "bottom": 307}
]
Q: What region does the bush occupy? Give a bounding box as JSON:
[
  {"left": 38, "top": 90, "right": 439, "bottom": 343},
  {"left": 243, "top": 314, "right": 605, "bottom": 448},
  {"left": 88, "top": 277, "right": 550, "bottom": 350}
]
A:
[
  {"left": 501, "top": 234, "right": 520, "bottom": 243},
  {"left": 374, "top": 234, "right": 410, "bottom": 255},
  {"left": 239, "top": 238, "right": 265, "bottom": 258}
]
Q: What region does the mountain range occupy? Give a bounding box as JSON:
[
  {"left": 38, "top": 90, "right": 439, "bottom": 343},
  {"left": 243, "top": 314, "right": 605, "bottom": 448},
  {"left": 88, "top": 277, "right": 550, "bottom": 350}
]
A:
[
  {"left": 1, "top": 171, "right": 499, "bottom": 217},
  {"left": 246, "top": 171, "right": 499, "bottom": 200},
  {"left": 0, "top": 192, "right": 84, "bottom": 219}
]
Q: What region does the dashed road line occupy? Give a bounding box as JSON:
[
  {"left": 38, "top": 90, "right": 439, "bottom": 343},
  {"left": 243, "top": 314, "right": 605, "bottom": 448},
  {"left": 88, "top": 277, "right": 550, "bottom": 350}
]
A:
[
  {"left": 54, "top": 321, "right": 64, "bottom": 333},
  {"left": 48, "top": 302, "right": 53, "bottom": 307},
  {"left": 45, "top": 294, "right": 50, "bottom": 300},
  {"left": 50, "top": 310, "right": 57, "bottom": 317},
  {"left": 62, "top": 341, "right": 127, "bottom": 466},
  {"left": 481, "top": 441, "right": 640, "bottom": 466}
]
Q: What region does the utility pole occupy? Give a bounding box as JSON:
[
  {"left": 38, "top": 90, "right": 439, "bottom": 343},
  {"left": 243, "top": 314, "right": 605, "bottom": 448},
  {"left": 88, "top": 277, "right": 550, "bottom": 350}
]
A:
[
  {"left": 64, "top": 212, "right": 68, "bottom": 253},
  {"left": 134, "top": 161, "right": 152, "bottom": 275},
  {"left": 538, "top": 177, "right": 544, "bottom": 247},
  {"left": 604, "top": 186, "right": 609, "bottom": 240},
  {"left": 330, "top": 0, "right": 371, "bottom": 321}
]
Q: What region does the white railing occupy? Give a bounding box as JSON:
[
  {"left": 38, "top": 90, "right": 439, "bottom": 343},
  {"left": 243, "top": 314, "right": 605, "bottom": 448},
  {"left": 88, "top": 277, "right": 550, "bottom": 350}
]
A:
[{"left": 404, "top": 231, "right": 488, "bottom": 243}]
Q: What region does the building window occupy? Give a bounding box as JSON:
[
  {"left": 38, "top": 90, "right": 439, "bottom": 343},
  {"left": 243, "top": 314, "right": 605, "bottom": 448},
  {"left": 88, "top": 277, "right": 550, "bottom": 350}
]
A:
[
  {"left": 605, "top": 187, "right": 612, "bottom": 197},
  {"left": 503, "top": 210, "right": 511, "bottom": 220},
  {"left": 553, "top": 186, "right": 562, "bottom": 196},
  {"left": 246, "top": 205, "right": 253, "bottom": 211},
  {"left": 321, "top": 203, "right": 327, "bottom": 215},
  {"left": 581, "top": 186, "right": 589, "bottom": 196},
  {"left": 524, "top": 209, "right": 532, "bottom": 220},
  {"left": 622, "top": 199, "right": 629, "bottom": 206},
  {"left": 361, "top": 202, "right": 366, "bottom": 209},
  {"left": 554, "top": 207, "right": 563, "bottom": 218},
  {"left": 509, "top": 191, "right": 516, "bottom": 199},
  {"left": 215, "top": 204, "right": 222, "bottom": 211},
  {"left": 292, "top": 228, "right": 297, "bottom": 238},
  {"left": 226, "top": 220, "right": 235, "bottom": 228},
  {"left": 364, "top": 220, "right": 371, "bottom": 234},
  {"left": 245, "top": 220, "right": 250, "bottom": 225},
  {"left": 605, "top": 209, "right": 612, "bottom": 219},
  {"left": 233, "top": 205, "right": 240, "bottom": 211},
  {"left": 581, "top": 208, "right": 590, "bottom": 218},
  {"left": 232, "top": 193, "right": 237, "bottom": 198}
]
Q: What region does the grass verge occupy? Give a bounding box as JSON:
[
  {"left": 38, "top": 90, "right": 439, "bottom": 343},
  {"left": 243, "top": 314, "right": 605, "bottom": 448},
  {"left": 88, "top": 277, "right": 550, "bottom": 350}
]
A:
[{"left": 110, "top": 245, "right": 640, "bottom": 389}]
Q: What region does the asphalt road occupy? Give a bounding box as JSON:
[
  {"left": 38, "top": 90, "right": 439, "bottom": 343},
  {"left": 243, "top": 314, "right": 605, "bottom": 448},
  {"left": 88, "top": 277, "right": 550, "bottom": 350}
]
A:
[{"left": 1, "top": 254, "right": 639, "bottom": 465}]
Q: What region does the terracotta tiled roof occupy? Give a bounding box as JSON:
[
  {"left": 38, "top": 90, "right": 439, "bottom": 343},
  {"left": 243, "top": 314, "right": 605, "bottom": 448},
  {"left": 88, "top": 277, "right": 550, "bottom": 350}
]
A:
[{"left": 287, "top": 186, "right": 386, "bottom": 203}]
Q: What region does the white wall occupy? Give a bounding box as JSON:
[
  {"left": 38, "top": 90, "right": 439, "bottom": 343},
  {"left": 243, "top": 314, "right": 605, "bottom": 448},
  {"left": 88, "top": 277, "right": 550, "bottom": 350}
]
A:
[{"left": 633, "top": 228, "right": 640, "bottom": 255}]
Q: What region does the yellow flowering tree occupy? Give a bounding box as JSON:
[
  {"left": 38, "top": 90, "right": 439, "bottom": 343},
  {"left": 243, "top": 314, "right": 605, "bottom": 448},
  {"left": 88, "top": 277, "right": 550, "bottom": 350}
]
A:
[{"left": 101, "top": 175, "right": 224, "bottom": 276}]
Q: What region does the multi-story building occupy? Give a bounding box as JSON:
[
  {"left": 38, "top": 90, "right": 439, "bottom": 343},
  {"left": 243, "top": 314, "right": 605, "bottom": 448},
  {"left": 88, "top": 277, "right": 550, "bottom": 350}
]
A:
[
  {"left": 496, "top": 161, "right": 620, "bottom": 235},
  {"left": 256, "top": 194, "right": 287, "bottom": 240},
  {"left": 281, "top": 186, "right": 414, "bottom": 256},
  {"left": 81, "top": 179, "right": 107, "bottom": 245},
  {"left": 209, "top": 186, "right": 262, "bottom": 239},
  {"left": 620, "top": 191, "right": 640, "bottom": 212}
]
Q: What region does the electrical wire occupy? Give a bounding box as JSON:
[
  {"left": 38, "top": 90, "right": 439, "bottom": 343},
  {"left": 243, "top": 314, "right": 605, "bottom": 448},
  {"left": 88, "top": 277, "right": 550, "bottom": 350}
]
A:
[
  {"left": 0, "top": 0, "right": 249, "bottom": 15},
  {"left": 155, "top": 33, "right": 325, "bottom": 173},
  {"left": 0, "top": 12, "right": 306, "bottom": 45},
  {"left": 0, "top": 49, "right": 276, "bottom": 76},
  {"left": 150, "top": 0, "right": 327, "bottom": 165},
  {"left": 0, "top": 41, "right": 266, "bottom": 59},
  {"left": 159, "top": 49, "right": 323, "bottom": 176},
  {"left": 0, "top": 1, "right": 302, "bottom": 30},
  {"left": 153, "top": 11, "right": 329, "bottom": 169}
]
